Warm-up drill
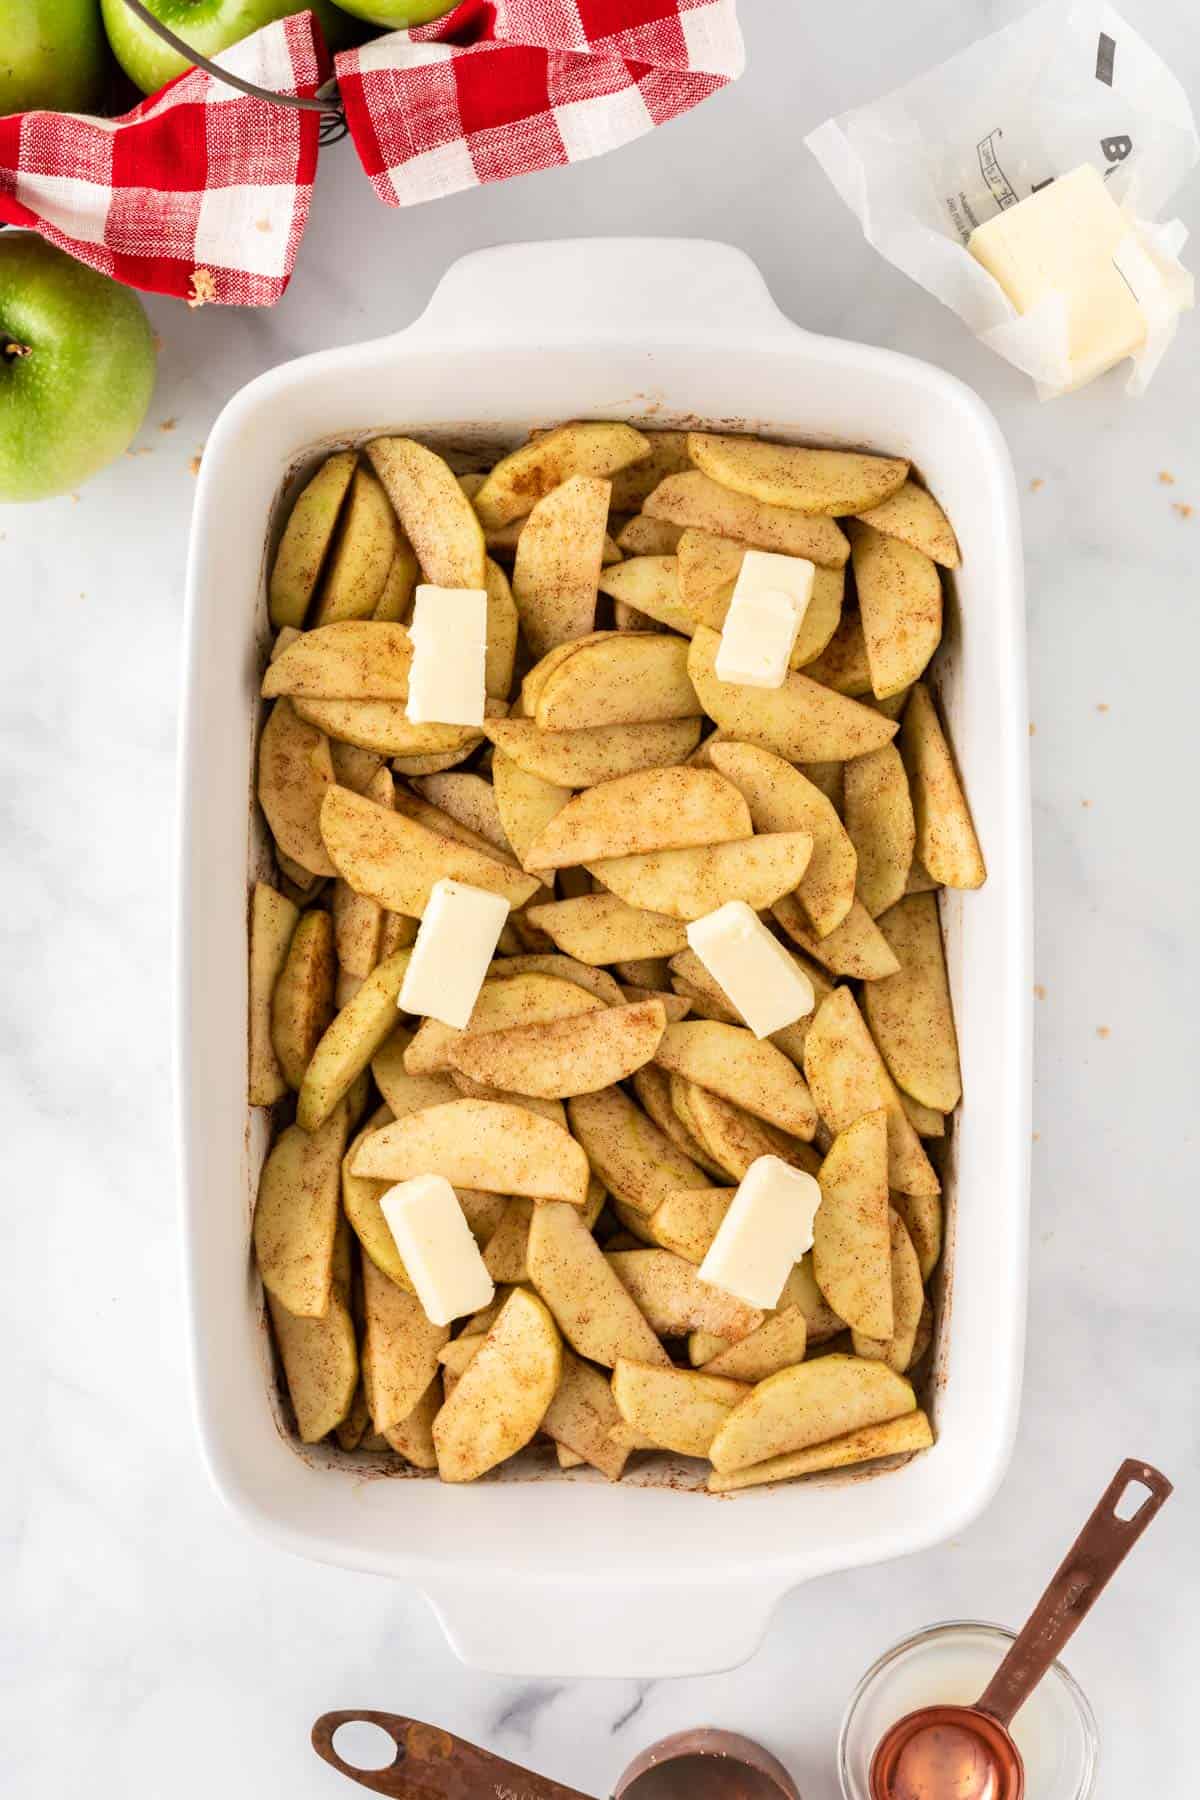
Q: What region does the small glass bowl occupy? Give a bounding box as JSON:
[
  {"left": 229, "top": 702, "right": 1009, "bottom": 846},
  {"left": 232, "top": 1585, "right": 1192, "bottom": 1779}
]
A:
[{"left": 838, "top": 1620, "right": 1099, "bottom": 1800}]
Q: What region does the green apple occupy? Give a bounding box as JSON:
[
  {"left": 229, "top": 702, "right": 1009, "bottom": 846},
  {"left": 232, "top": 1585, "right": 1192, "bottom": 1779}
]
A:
[
  {"left": 330, "top": 0, "right": 455, "bottom": 23},
  {"left": 0, "top": 235, "right": 157, "bottom": 503},
  {"left": 0, "top": 0, "right": 109, "bottom": 115},
  {"left": 100, "top": 0, "right": 360, "bottom": 96}
]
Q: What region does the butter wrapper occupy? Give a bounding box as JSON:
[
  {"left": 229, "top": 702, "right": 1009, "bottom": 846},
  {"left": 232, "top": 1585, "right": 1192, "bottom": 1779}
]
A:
[{"left": 806, "top": 0, "right": 1198, "bottom": 397}]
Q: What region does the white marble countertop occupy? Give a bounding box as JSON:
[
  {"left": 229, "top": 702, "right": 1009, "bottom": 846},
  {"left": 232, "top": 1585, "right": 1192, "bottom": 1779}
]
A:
[{"left": 5, "top": 3, "right": 1198, "bottom": 1795}]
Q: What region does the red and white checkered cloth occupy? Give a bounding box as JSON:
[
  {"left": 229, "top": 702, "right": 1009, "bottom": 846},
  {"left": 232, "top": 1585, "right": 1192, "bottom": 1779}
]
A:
[
  {"left": 0, "top": 1, "right": 741, "bottom": 306},
  {"left": 0, "top": 13, "right": 327, "bottom": 306},
  {"left": 337, "top": 0, "right": 744, "bottom": 207}
]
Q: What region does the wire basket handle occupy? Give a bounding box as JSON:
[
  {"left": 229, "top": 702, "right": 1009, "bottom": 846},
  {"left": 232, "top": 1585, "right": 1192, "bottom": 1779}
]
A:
[{"left": 119, "top": 0, "right": 347, "bottom": 140}]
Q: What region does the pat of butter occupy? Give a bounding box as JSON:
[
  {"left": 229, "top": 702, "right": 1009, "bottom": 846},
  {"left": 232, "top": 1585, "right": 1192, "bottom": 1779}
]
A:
[
  {"left": 698, "top": 1155, "right": 822, "bottom": 1310},
  {"left": 714, "top": 550, "right": 814, "bottom": 689},
  {"left": 406, "top": 584, "right": 488, "bottom": 726},
  {"left": 380, "top": 1174, "right": 494, "bottom": 1327},
  {"left": 399, "top": 877, "right": 509, "bottom": 1028},
  {"left": 687, "top": 900, "right": 814, "bottom": 1039},
  {"left": 968, "top": 165, "right": 1148, "bottom": 392}
]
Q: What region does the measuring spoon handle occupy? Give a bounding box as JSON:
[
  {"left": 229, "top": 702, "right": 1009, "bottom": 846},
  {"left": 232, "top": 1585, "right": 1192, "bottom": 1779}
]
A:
[
  {"left": 976, "top": 1458, "right": 1172, "bottom": 1728},
  {"left": 312, "top": 1713, "right": 597, "bottom": 1800}
]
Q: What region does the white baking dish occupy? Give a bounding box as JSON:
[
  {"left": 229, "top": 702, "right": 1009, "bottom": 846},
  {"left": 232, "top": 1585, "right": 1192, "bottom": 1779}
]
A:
[{"left": 177, "top": 239, "right": 1031, "bottom": 1679}]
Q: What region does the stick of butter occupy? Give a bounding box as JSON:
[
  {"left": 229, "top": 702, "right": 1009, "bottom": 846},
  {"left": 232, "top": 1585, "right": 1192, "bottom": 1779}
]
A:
[
  {"left": 406, "top": 583, "right": 488, "bottom": 725},
  {"left": 968, "top": 165, "right": 1159, "bottom": 393},
  {"left": 714, "top": 550, "right": 813, "bottom": 689},
  {"left": 687, "top": 900, "right": 815, "bottom": 1039},
  {"left": 698, "top": 1155, "right": 823, "bottom": 1309},
  {"left": 399, "top": 877, "right": 510, "bottom": 1028},
  {"left": 380, "top": 1175, "right": 495, "bottom": 1327}
]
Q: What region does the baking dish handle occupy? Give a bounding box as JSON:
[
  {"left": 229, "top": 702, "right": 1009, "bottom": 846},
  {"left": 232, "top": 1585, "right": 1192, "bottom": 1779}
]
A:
[
  {"left": 408, "top": 238, "right": 801, "bottom": 347},
  {"left": 422, "top": 1577, "right": 784, "bottom": 1679}
]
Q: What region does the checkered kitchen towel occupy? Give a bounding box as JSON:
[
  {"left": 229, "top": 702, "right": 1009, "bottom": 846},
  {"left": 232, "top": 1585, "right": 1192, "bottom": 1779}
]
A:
[
  {"left": 338, "top": 0, "right": 745, "bottom": 207},
  {"left": 0, "top": 14, "right": 328, "bottom": 306},
  {"left": 0, "top": 1, "right": 742, "bottom": 306}
]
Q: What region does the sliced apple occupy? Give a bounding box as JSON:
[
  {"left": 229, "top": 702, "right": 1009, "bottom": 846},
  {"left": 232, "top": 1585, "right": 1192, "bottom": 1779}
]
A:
[
  {"left": 900, "top": 682, "right": 986, "bottom": 890},
  {"left": 812, "top": 1108, "right": 893, "bottom": 1336},
  {"left": 319, "top": 785, "right": 537, "bottom": 917},
  {"left": 654, "top": 1019, "right": 817, "bottom": 1139},
  {"left": 353, "top": 1098, "right": 590, "bottom": 1204},
  {"left": 527, "top": 1200, "right": 670, "bottom": 1370},
  {"left": 632, "top": 1065, "right": 729, "bottom": 1180},
  {"left": 852, "top": 1207, "right": 925, "bottom": 1372},
  {"left": 608, "top": 1248, "right": 762, "bottom": 1340},
  {"left": 708, "top": 741, "right": 857, "bottom": 937},
  {"left": 708, "top": 1408, "right": 933, "bottom": 1491},
  {"left": 512, "top": 474, "right": 610, "bottom": 656},
  {"left": 295, "top": 948, "right": 412, "bottom": 1132},
  {"left": 670, "top": 1075, "right": 819, "bottom": 1180},
  {"left": 607, "top": 429, "right": 691, "bottom": 511},
  {"left": 644, "top": 470, "right": 849, "bottom": 566},
  {"left": 449, "top": 998, "right": 666, "bottom": 1099},
  {"left": 403, "top": 972, "right": 602, "bottom": 1076},
  {"left": 541, "top": 1349, "right": 630, "bottom": 1480},
  {"left": 270, "top": 909, "right": 335, "bottom": 1091},
  {"left": 267, "top": 1216, "right": 358, "bottom": 1443},
  {"left": 688, "top": 434, "right": 908, "bottom": 516},
  {"left": 248, "top": 882, "right": 298, "bottom": 1106},
  {"left": 803, "top": 986, "right": 940, "bottom": 1196},
  {"left": 472, "top": 422, "right": 650, "bottom": 528},
  {"left": 413, "top": 772, "right": 509, "bottom": 855},
  {"left": 843, "top": 743, "right": 916, "bottom": 918},
  {"left": 598, "top": 555, "right": 696, "bottom": 635},
  {"left": 525, "top": 892, "right": 688, "bottom": 965},
  {"left": 536, "top": 633, "right": 699, "bottom": 730},
  {"left": 698, "top": 1306, "right": 809, "bottom": 1383},
  {"left": 262, "top": 620, "right": 412, "bottom": 703},
  {"left": 863, "top": 891, "right": 962, "bottom": 1112},
  {"left": 524, "top": 766, "right": 752, "bottom": 872},
  {"left": 361, "top": 1254, "right": 449, "bottom": 1435},
  {"left": 483, "top": 557, "right": 519, "bottom": 699},
  {"left": 588, "top": 831, "right": 812, "bottom": 921},
  {"left": 293, "top": 696, "right": 494, "bottom": 760},
  {"left": 856, "top": 480, "right": 959, "bottom": 568},
  {"left": 253, "top": 1102, "right": 352, "bottom": 1318},
  {"left": 269, "top": 450, "right": 356, "bottom": 628},
  {"left": 257, "top": 699, "right": 337, "bottom": 877},
  {"left": 708, "top": 1352, "right": 916, "bottom": 1473},
  {"left": 848, "top": 521, "right": 942, "bottom": 700},
  {"left": 773, "top": 893, "right": 900, "bottom": 981},
  {"left": 612, "top": 1359, "right": 749, "bottom": 1458},
  {"left": 567, "top": 1084, "right": 710, "bottom": 1218},
  {"left": 485, "top": 716, "right": 701, "bottom": 788},
  {"left": 687, "top": 627, "right": 896, "bottom": 762},
  {"left": 312, "top": 464, "right": 400, "bottom": 625},
  {"left": 616, "top": 514, "right": 686, "bottom": 556},
  {"left": 491, "top": 747, "right": 571, "bottom": 870},
  {"left": 801, "top": 607, "right": 873, "bottom": 696},
  {"left": 647, "top": 1185, "right": 737, "bottom": 1263},
  {"left": 365, "top": 436, "right": 486, "bottom": 589},
  {"left": 371, "top": 533, "right": 420, "bottom": 624}
]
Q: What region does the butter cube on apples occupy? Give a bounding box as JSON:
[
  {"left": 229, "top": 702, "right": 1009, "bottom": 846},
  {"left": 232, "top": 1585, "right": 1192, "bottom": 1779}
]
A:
[
  {"left": 380, "top": 1175, "right": 494, "bottom": 1326},
  {"left": 406, "top": 583, "right": 488, "bottom": 725},
  {"left": 686, "top": 900, "right": 815, "bottom": 1039},
  {"left": 699, "top": 1155, "right": 823, "bottom": 1309},
  {"left": 399, "top": 877, "right": 509, "bottom": 1028},
  {"left": 714, "top": 550, "right": 813, "bottom": 689}
]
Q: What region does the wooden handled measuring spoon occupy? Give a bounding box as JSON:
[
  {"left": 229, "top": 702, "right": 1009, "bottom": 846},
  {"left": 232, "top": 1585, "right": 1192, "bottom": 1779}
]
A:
[
  {"left": 313, "top": 1714, "right": 801, "bottom": 1800},
  {"left": 868, "top": 1458, "right": 1172, "bottom": 1800},
  {"left": 312, "top": 1713, "right": 595, "bottom": 1800}
]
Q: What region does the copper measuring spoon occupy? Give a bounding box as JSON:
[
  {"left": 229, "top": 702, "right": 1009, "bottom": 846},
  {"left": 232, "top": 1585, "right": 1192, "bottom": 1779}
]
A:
[
  {"left": 313, "top": 1713, "right": 801, "bottom": 1800},
  {"left": 869, "top": 1458, "right": 1172, "bottom": 1800}
]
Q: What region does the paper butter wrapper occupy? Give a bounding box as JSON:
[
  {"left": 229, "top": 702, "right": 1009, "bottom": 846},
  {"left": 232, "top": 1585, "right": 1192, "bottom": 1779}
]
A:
[{"left": 805, "top": 0, "right": 1198, "bottom": 397}]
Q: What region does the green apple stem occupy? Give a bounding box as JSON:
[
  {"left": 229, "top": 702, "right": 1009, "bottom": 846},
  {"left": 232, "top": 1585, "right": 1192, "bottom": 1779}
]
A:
[{"left": 4, "top": 341, "right": 32, "bottom": 360}]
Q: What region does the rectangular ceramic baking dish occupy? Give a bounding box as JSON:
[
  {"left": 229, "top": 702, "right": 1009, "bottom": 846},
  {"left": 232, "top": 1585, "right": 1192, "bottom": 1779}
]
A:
[{"left": 178, "top": 238, "right": 1032, "bottom": 1679}]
